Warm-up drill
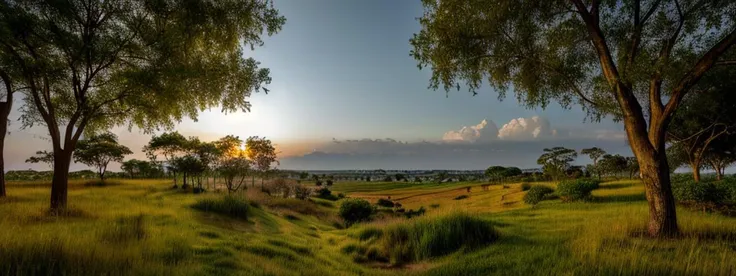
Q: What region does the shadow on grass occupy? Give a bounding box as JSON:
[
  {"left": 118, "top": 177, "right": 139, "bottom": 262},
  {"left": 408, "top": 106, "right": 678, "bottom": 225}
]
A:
[
  {"left": 593, "top": 193, "right": 646, "bottom": 203},
  {"left": 598, "top": 182, "right": 636, "bottom": 190}
]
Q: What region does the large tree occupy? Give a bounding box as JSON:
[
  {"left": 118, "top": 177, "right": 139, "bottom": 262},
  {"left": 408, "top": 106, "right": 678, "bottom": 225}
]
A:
[
  {"left": 666, "top": 66, "right": 736, "bottom": 181},
  {"left": 0, "top": 1, "right": 284, "bottom": 211},
  {"left": 537, "top": 147, "right": 578, "bottom": 180},
  {"left": 74, "top": 133, "right": 132, "bottom": 181},
  {"left": 411, "top": 0, "right": 736, "bottom": 236},
  {"left": 581, "top": 147, "right": 607, "bottom": 179}
]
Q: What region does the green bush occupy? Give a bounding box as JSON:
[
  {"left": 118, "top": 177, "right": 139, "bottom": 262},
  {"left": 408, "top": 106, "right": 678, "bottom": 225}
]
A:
[
  {"left": 523, "top": 185, "right": 554, "bottom": 206},
  {"left": 192, "top": 195, "right": 249, "bottom": 219},
  {"left": 376, "top": 198, "right": 395, "bottom": 208},
  {"left": 520, "top": 182, "right": 532, "bottom": 191},
  {"left": 717, "top": 177, "right": 736, "bottom": 204},
  {"left": 339, "top": 198, "right": 374, "bottom": 226},
  {"left": 372, "top": 213, "right": 497, "bottom": 265},
  {"left": 672, "top": 177, "right": 735, "bottom": 204},
  {"left": 315, "top": 188, "right": 339, "bottom": 201},
  {"left": 556, "top": 179, "right": 600, "bottom": 202}
]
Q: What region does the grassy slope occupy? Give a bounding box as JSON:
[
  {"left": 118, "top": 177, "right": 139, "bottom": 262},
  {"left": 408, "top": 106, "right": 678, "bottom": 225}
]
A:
[{"left": 1, "top": 179, "right": 735, "bottom": 275}]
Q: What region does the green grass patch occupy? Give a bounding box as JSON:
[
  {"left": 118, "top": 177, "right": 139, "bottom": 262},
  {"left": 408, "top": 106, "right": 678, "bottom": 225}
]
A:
[{"left": 192, "top": 195, "right": 249, "bottom": 219}]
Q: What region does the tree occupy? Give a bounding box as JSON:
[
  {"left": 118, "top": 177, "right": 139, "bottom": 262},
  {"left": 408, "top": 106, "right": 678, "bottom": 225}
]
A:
[
  {"left": 626, "top": 157, "right": 640, "bottom": 179},
  {"left": 74, "top": 133, "right": 132, "bottom": 182},
  {"left": 144, "top": 132, "right": 188, "bottom": 187},
  {"left": 485, "top": 166, "right": 507, "bottom": 183},
  {"left": 1, "top": 1, "right": 284, "bottom": 211},
  {"left": 504, "top": 167, "right": 523, "bottom": 178},
  {"left": 537, "top": 147, "right": 577, "bottom": 180},
  {"left": 703, "top": 135, "right": 736, "bottom": 180},
  {"left": 245, "top": 136, "right": 278, "bottom": 188},
  {"left": 598, "top": 154, "right": 628, "bottom": 178},
  {"left": 0, "top": 62, "right": 20, "bottom": 197},
  {"left": 218, "top": 156, "right": 251, "bottom": 193},
  {"left": 25, "top": 150, "right": 54, "bottom": 168},
  {"left": 581, "top": 147, "right": 607, "bottom": 179},
  {"left": 411, "top": 0, "right": 736, "bottom": 236},
  {"left": 666, "top": 67, "right": 736, "bottom": 182}
]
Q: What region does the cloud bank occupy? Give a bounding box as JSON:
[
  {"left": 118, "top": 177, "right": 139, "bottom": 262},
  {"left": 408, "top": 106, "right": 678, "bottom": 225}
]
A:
[{"left": 442, "top": 116, "right": 558, "bottom": 142}]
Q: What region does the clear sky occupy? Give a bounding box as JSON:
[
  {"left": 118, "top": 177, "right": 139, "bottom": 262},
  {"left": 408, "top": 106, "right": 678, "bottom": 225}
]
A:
[{"left": 7, "top": 0, "right": 632, "bottom": 171}]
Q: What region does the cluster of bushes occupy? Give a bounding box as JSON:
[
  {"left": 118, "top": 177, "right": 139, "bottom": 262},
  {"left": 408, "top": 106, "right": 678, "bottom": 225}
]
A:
[
  {"left": 376, "top": 198, "right": 395, "bottom": 208},
  {"left": 315, "top": 187, "right": 341, "bottom": 201},
  {"left": 192, "top": 195, "right": 249, "bottom": 219},
  {"left": 556, "top": 179, "right": 601, "bottom": 202},
  {"left": 672, "top": 177, "right": 736, "bottom": 213},
  {"left": 523, "top": 185, "right": 555, "bottom": 206},
  {"left": 339, "top": 198, "right": 374, "bottom": 226},
  {"left": 344, "top": 213, "right": 497, "bottom": 265}
]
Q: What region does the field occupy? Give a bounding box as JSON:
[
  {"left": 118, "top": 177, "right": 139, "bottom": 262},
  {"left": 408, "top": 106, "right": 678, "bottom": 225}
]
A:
[{"left": 1, "top": 178, "right": 735, "bottom": 275}]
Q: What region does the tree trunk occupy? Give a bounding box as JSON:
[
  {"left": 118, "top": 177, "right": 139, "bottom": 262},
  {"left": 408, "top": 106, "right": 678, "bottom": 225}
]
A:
[
  {"left": 0, "top": 117, "right": 6, "bottom": 198},
  {"left": 50, "top": 150, "right": 73, "bottom": 211},
  {"left": 690, "top": 163, "right": 701, "bottom": 182},
  {"left": 637, "top": 149, "right": 679, "bottom": 237}
]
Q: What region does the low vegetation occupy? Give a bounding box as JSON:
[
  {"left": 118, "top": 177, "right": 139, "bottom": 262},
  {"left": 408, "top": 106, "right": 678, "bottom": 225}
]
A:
[
  {"left": 523, "top": 185, "right": 554, "bottom": 206},
  {"left": 339, "top": 198, "right": 373, "bottom": 226},
  {"left": 556, "top": 179, "right": 601, "bottom": 202},
  {"left": 192, "top": 195, "right": 249, "bottom": 219},
  {"left": 346, "top": 213, "right": 497, "bottom": 265}
]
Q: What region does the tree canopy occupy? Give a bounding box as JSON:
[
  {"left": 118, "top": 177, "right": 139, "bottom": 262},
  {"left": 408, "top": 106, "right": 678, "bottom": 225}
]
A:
[
  {"left": 410, "top": 0, "right": 736, "bottom": 237},
  {"left": 537, "top": 147, "right": 578, "bottom": 180},
  {"left": 0, "top": 0, "right": 285, "bottom": 210},
  {"left": 74, "top": 133, "right": 132, "bottom": 181}
]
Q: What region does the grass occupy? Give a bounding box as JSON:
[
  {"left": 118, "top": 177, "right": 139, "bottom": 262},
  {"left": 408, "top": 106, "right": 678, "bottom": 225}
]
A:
[
  {"left": 0, "top": 178, "right": 734, "bottom": 275},
  {"left": 192, "top": 195, "right": 250, "bottom": 219}
]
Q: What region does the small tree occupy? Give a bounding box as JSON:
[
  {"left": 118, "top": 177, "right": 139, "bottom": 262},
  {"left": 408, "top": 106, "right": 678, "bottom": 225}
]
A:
[
  {"left": 485, "top": 166, "right": 506, "bottom": 183},
  {"left": 581, "top": 147, "right": 607, "bottom": 179},
  {"left": 245, "top": 136, "right": 278, "bottom": 188},
  {"left": 598, "top": 154, "right": 628, "bottom": 179},
  {"left": 74, "top": 133, "right": 132, "bottom": 182},
  {"left": 144, "top": 132, "right": 188, "bottom": 187},
  {"left": 537, "top": 147, "right": 577, "bottom": 181}
]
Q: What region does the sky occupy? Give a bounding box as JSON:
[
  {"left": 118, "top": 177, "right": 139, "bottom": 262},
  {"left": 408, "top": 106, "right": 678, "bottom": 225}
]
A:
[{"left": 5, "top": 0, "right": 633, "bottom": 171}]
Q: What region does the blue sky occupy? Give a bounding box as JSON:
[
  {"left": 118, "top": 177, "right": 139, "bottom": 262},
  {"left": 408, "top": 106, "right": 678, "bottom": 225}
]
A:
[{"left": 7, "top": 0, "right": 632, "bottom": 170}]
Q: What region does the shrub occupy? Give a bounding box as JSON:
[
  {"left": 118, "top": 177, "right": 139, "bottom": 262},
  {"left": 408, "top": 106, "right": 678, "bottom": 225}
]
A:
[
  {"left": 453, "top": 195, "right": 469, "bottom": 200},
  {"left": 719, "top": 177, "right": 736, "bottom": 204},
  {"left": 293, "top": 185, "right": 312, "bottom": 200},
  {"left": 326, "top": 179, "right": 334, "bottom": 186},
  {"left": 403, "top": 207, "right": 426, "bottom": 218},
  {"left": 523, "top": 185, "right": 554, "bottom": 206},
  {"left": 315, "top": 187, "right": 339, "bottom": 201},
  {"left": 339, "top": 198, "right": 374, "bottom": 226},
  {"left": 315, "top": 180, "right": 323, "bottom": 186},
  {"left": 556, "top": 179, "right": 600, "bottom": 202},
  {"left": 672, "top": 178, "right": 726, "bottom": 204},
  {"left": 373, "top": 213, "right": 497, "bottom": 264},
  {"left": 521, "top": 182, "right": 532, "bottom": 191},
  {"left": 192, "top": 195, "right": 249, "bottom": 219},
  {"left": 376, "top": 198, "right": 395, "bottom": 208}
]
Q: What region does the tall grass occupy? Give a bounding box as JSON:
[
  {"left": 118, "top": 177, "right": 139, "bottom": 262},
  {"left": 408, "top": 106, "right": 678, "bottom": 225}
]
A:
[
  {"left": 350, "top": 213, "right": 498, "bottom": 265},
  {"left": 192, "top": 195, "right": 249, "bottom": 219}
]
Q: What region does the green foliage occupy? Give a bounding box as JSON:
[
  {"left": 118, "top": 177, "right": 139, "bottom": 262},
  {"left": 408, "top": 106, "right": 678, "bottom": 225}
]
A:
[
  {"left": 339, "top": 198, "right": 373, "bottom": 226},
  {"left": 537, "top": 147, "right": 578, "bottom": 180},
  {"left": 523, "top": 185, "right": 555, "bottom": 206},
  {"left": 74, "top": 133, "right": 132, "bottom": 181},
  {"left": 24, "top": 150, "right": 54, "bottom": 168},
  {"left": 368, "top": 213, "right": 497, "bottom": 265},
  {"left": 557, "top": 179, "right": 601, "bottom": 202},
  {"left": 403, "top": 207, "right": 426, "bottom": 219},
  {"left": 192, "top": 195, "right": 249, "bottom": 219},
  {"left": 121, "top": 159, "right": 164, "bottom": 179},
  {"left": 245, "top": 136, "right": 278, "bottom": 174},
  {"left": 315, "top": 187, "right": 338, "bottom": 201},
  {"left": 598, "top": 154, "right": 628, "bottom": 178},
  {"left": 376, "top": 198, "right": 395, "bottom": 208},
  {"left": 520, "top": 182, "right": 532, "bottom": 191}
]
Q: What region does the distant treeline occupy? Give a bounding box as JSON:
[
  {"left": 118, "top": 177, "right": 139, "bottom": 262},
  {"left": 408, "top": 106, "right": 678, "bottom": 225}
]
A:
[{"left": 5, "top": 170, "right": 132, "bottom": 181}]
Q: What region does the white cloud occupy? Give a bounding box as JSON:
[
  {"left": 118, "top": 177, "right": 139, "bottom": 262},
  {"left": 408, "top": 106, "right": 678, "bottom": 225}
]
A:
[
  {"left": 442, "top": 119, "right": 499, "bottom": 143},
  {"left": 497, "top": 116, "right": 556, "bottom": 140}
]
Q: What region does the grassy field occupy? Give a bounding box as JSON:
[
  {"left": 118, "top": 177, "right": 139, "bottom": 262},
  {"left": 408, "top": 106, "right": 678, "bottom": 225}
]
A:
[{"left": 1, "top": 178, "right": 735, "bottom": 275}]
